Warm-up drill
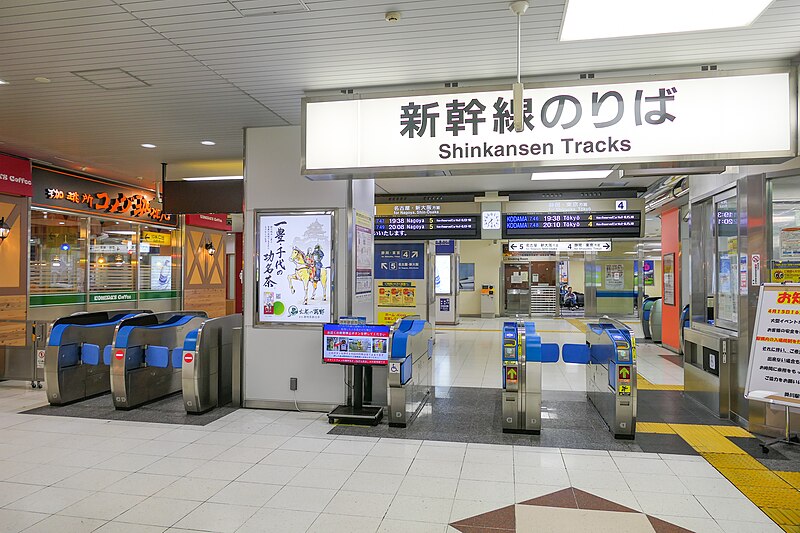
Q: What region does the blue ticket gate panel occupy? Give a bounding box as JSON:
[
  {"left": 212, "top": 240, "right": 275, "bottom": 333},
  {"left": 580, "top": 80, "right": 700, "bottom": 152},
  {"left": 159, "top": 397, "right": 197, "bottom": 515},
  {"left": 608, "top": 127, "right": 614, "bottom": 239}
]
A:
[
  {"left": 502, "top": 321, "right": 542, "bottom": 434},
  {"left": 584, "top": 323, "right": 637, "bottom": 439},
  {"left": 110, "top": 311, "right": 207, "bottom": 410},
  {"left": 45, "top": 310, "right": 146, "bottom": 405},
  {"left": 387, "top": 318, "right": 433, "bottom": 427}
]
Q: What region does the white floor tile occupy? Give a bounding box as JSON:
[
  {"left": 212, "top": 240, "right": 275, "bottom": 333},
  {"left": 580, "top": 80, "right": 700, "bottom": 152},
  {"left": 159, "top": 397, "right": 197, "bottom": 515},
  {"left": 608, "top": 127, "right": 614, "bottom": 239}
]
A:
[
  {"left": 713, "top": 519, "right": 784, "bottom": 533},
  {"left": 633, "top": 491, "right": 711, "bottom": 519},
  {"left": 406, "top": 459, "right": 462, "bottom": 479},
  {"left": 7, "top": 464, "right": 84, "bottom": 486},
  {"left": 95, "top": 453, "right": 159, "bottom": 473},
  {"left": 6, "top": 486, "right": 92, "bottom": 515},
  {"left": 140, "top": 457, "right": 207, "bottom": 477},
  {"left": 0, "top": 481, "right": 42, "bottom": 507},
  {"left": 115, "top": 497, "right": 200, "bottom": 527},
  {"left": 105, "top": 473, "right": 180, "bottom": 497},
  {"left": 55, "top": 468, "right": 129, "bottom": 491},
  {"left": 695, "top": 495, "right": 774, "bottom": 523},
  {"left": 279, "top": 436, "right": 331, "bottom": 453},
  {"left": 449, "top": 499, "right": 506, "bottom": 523},
  {"left": 186, "top": 460, "right": 250, "bottom": 481},
  {"left": 169, "top": 443, "right": 231, "bottom": 461},
  {"left": 378, "top": 519, "right": 446, "bottom": 533},
  {"left": 308, "top": 513, "right": 381, "bottom": 533},
  {"left": 568, "top": 469, "right": 629, "bottom": 491},
  {"left": 386, "top": 495, "right": 454, "bottom": 524},
  {"left": 324, "top": 490, "right": 394, "bottom": 518},
  {"left": 213, "top": 445, "right": 271, "bottom": 464},
  {"left": 288, "top": 467, "right": 352, "bottom": 490},
  {"left": 59, "top": 492, "right": 146, "bottom": 521},
  {"left": 173, "top": 502, "right": 258, "bottom": 533},
  {"left": 613, "top": 456, "right": 674, "bottom": 475},
  {"left": 368, "top": 442, "right": 421, "bottom": 459},
  {"left": 397, "top": 475, "right": 458, "bottom": 499},
  {"left": 455, "top": 479, "right": 515, "bottom": 503},
  {"left": 154, "top": 477, "right": 229, "bottom": 502},
  {"left": 0, "top": 509, "right": 46, "bottom": 533},
  {"left": 515, "top": 465, "right": 571, "bottom": 486},
  {"left": 264, "top": 485, "right": 337, "bottom": 513},
  {"left": 324, "top": 440, "right": 376, "bottom": 456},
  {"left": 357, "top": 456, "right": 413, "bottom": 476},
  {"left": 209, "top": 480, "right": 281, "bottom": 507},
  {"left": 236, "top": 464, "right": 301, "bottom": 485},
  {"left": 308, "top": 452, "right": 365, "bottom": 472},
  {"left": 237, "top": 507, "right": 318, "bottom": 533},
  {"left": 459, "top": 461, "right": 513, "bottom": 483},
  {"left": 563, "top": 453, "right": 619, "bottom": 472},
  {"left": 652, "top": 514, "right": 725, "bottom": 533},
  {"left": 414, "top": 446, "right": 465, "bottom": 463},
  {"left": 666, "top": 459, "right": 724, "bottom": 478},
  {"left": 21, "top": 514, "right": 105, "bottom": 533},
  {"left": 622, "top": 472, "right": 690, "bottom": 494},
  {"left": 680, "top": 476, "right": 745, "bottom": 498},
  {"left": 259, "top": 449, "right": 319, "bottom": 468}
]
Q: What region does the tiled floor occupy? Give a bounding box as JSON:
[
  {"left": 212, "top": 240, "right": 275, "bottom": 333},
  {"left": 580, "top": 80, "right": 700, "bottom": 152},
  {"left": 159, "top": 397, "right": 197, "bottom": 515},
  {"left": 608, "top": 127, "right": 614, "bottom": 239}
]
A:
[{"left": 435, "top": 317, "right": 683, "bottom": 390}]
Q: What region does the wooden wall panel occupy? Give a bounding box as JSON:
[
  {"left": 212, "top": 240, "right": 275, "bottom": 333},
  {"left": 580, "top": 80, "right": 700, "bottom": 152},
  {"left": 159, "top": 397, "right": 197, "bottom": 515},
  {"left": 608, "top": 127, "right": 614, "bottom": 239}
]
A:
[
  {"left": 0, "top": 295, "right": 27, "bottom": 346},
  {"left": 184, "top": 288, "right": 226, "bottom": 318}
]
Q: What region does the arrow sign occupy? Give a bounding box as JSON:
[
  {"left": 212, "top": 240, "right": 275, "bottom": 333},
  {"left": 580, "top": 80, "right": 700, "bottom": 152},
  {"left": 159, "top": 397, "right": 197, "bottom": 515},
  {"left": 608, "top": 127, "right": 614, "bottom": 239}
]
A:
[
  {"left": 618, "top": 366, "right": 631, "bottom": 380},
  {"left": 506, "top": 367, "right": 518, "bottom": 381},
  {"left": 604, "top": 243, "right": 611, "bottom": 250}
]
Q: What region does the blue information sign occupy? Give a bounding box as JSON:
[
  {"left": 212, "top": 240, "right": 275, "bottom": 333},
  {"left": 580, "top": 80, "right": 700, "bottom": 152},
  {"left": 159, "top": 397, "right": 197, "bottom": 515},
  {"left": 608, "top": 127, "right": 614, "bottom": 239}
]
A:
[{"left": 375, "top": 243, "right": 425, "bottom": 280}]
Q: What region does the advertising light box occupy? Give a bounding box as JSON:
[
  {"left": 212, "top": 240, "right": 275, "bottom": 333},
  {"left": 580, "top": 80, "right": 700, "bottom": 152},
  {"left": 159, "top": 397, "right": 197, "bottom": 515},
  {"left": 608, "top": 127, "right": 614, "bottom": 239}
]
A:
[{"left": 323, "top": 324, "right": 390, "bottom": 365}]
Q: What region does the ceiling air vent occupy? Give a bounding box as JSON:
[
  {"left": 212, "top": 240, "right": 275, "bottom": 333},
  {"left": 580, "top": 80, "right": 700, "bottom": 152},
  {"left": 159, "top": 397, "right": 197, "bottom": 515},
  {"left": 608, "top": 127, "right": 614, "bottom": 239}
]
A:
[
  {"left": 71, "top": 68, "right": 149, "bottom": 90},
  {"left": 228, "top": 0, "right": 310, "bottom": 16}
]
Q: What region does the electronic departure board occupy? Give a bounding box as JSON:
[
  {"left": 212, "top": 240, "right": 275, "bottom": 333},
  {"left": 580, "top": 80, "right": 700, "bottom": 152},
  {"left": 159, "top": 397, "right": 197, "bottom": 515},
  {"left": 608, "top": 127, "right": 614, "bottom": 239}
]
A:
[
  {"left": 375, "top": 216, "right": 480, "bottom": 240},
  {"left": 503, "top": 212, "right": 642, "bottom": 238}
]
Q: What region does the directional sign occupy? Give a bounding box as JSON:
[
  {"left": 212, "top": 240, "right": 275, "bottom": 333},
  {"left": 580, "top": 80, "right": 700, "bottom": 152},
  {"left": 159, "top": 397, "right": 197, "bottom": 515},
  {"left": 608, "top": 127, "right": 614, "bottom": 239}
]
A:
[
  {"left": 504, "top": 211, "right": 642, "bottom": 238},
  {"left": 508, "top": 241, "right": 612, "bottom": 253},
  {"left": 374, "top": 215, "right": 479, "bottom": 240},
  {"left": 618, "top": 365, "right": 631, "bottom": 380},
  {"left": 506, "top": 366, "right": 518, "bottom": 383}
]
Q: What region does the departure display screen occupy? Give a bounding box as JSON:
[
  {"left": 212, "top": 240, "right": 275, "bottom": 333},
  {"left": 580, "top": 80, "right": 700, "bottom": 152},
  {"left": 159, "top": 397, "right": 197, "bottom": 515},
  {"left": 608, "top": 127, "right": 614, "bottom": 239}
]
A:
[
  {"left": 503, "top": 212, "right": 642, "bottom": 238},
  {"left": 374, "top": 216, "right": 480, "bottom": 240}
]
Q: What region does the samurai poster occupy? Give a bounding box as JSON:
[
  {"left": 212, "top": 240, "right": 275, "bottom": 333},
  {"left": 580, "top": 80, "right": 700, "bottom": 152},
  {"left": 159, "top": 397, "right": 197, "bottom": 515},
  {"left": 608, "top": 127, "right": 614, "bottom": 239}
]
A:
[{"left": 257, "top": 212, "right": 333, "bottom": 324}]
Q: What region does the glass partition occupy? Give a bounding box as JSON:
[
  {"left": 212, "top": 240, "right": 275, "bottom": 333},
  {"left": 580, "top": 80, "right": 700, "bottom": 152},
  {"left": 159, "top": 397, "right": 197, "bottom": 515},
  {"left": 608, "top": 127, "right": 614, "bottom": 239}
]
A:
[
  {"left": 715, "top": 196, "right": 739, "bottom": 328},
  {"left": 29, "top": 211, "right": 86, "bottom": 295},
  {"left": 770, "top": 176, "right": 800, "bottom": 270},
  {"left": 138, "top": 226, "right": 181, "bottom": 295},
  {"left": 89, "top": 220, "right": 136, "bottom": 293}
]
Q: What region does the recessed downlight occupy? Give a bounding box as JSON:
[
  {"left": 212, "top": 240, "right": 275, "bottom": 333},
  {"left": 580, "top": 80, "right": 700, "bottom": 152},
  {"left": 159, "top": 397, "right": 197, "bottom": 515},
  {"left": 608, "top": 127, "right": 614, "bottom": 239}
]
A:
[
  {"left": 0, "top": 79, "right": 9, "bottom": 85},
  {"left": 200, "top": 140, "right": 216, "bottom": 146},
  {"left": 141, "top": 143, "right": 157, "bottom": 149},
  {"left": 34, "top": 77, "right": 51, "bottom": 83}
]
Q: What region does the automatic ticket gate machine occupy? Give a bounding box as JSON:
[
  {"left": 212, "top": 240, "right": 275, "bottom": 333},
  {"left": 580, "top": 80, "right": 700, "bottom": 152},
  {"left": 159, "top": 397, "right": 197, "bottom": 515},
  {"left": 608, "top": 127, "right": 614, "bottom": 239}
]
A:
[
  {"left": 641, "top": 297, "right": 663, "bottom": 343},
  {"left": 45, "top": 310, "right": 145, "bottom": 405},
  {"left": 180, "top": 314, "right": 243, "bottom": 414},
  {"left": 387, "top": 318, "right": 433, "bottom": 427},
  {"left": 501, "top": 321, "right": 559, "bottom": 434},
  {"left": 584, "top": 322, "right": 637, "bottom": 439},
  {"left": 110, "top": 311, "right": 207, "bottom": 410}
]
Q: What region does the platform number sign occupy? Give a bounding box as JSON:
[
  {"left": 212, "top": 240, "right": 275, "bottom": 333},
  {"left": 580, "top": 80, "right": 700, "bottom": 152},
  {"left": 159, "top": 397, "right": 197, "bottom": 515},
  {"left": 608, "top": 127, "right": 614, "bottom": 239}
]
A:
[{"left": 616, "top": 200, "right": 628, "bottom": 211}]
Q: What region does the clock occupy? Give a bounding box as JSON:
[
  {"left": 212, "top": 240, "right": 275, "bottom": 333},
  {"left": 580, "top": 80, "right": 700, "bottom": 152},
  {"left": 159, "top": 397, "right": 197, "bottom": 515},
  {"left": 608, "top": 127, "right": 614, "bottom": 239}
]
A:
[{"left": 482, "top": 210, "right": 501, "bottom": 230}]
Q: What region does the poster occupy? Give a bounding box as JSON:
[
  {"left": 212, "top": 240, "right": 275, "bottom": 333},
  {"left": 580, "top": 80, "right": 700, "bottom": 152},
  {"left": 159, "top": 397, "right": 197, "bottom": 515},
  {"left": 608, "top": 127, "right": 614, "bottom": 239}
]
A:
[
  {"left": 642, "top": 260, "right": 655, "bottom": 287},
  {"left": 150, "top": 255, "right": 172, "bottom": 290},
  {"left": 780, "top": 228, "right": 800, "bottom": 260},
  {"left": 257, "top": 212, "right": 333, "bottom": 324},
  {"left": 745, "top": 284, "right": 800, "bottom": 407},
  {"left": 605, "top": 264, "right": 624, "bottom": 290},
  {"left": 355, "top": 211, "right": 373, "bottom": 299},
  {"left": 377, "top": 282, "right": 416, "bottom": 308},
  {"left": 375, "top": 243, "right": 425, "bottom": 280},
  {"left": 435, "top": 255, "right": 451, "bottom": 295},
  {"left": 323, "top": 324, "right": 390, "bottom": 365},
  {"left": 459, "top": 263, "right": 475, "bottom": 291},
  {"left": 772, "top": 262, "right": 800, "bottom": 283},
  {"left": 663, "top": 253, "right": 675, "bottom": 306},
  {"left": 378, "top": 311, "right": 413, "bottom": 325}
]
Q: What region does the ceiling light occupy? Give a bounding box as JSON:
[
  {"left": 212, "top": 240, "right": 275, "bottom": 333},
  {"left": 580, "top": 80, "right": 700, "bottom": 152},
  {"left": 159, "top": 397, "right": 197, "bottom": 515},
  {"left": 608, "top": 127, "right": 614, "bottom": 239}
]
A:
[
  {"left": 182, "top": 175, "right": 244, "bottom": 181},
  {"left": 0, "top": 79, "right": 8, "bottom": 85},
  {"left": 531, "top": 170, "right": 612, "bottom": 181},
  {"left": 141, "top": 143, "right": 157, "bottom": 149},
  {"left": 200, "top": 140, "right": 216, "bottom": 146},
  {"left": 560, "top": 0, "right": 773, "bottom": 41},
  {"left": 34, "top": 77, "right": 51, "bottom": 83}
]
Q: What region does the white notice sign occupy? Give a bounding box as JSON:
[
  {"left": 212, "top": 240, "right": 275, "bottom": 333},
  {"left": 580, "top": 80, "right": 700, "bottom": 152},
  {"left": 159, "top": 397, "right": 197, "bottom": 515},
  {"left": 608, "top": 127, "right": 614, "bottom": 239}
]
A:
[
  {"left": 745, "top": 284, "right": 800, "bottom": 407},
  {"left": 508, "top": 241, "right": 612, "bottom": 253},
  {"left": 257, "top": 212, "right": 333, "bottom": 324},
  {"left": 304, "top": 72, "right": 793, "bottom": 174}
]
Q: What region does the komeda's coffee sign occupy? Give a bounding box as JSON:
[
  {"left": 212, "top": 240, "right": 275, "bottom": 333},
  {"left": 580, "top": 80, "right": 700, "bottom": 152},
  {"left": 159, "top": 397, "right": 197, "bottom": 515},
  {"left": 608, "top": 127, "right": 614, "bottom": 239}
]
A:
[
  {"left": 302, "top": 70, "right": 795, "bottom": 175},
  {"left": 32, "top": 166, "right": 176, "bottom": 226}
]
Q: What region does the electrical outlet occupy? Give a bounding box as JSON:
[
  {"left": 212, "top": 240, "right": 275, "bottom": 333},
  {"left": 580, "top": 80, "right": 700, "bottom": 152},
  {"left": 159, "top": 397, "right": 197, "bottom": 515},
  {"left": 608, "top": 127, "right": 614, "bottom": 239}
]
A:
[{"left": 290, "top": 377, "right": 298, "bottom": 391}]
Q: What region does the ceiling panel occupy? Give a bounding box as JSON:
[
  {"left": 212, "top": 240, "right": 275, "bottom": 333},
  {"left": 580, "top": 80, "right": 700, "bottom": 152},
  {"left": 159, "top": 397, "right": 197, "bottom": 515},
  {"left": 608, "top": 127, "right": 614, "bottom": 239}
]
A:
[{"left": 0, "top": 0, "right": 798, "bottom": 186}]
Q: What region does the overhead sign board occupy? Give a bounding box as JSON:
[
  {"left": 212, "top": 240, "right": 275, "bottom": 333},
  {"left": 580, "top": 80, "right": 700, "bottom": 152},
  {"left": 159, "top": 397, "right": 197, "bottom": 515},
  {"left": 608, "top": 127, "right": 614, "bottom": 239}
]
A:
[
  {"left": 505, "top": 212, "right": 641, "bottom": 238},
  {"left": 185, "top": 213, "right": 231, "bottom": 231},
  {"left": 508, "top": 241, "right": 611, "bottom": 252},
  {"left": 375, "top": 243, "right": 425, "bottom": 280},
  {"left": 745, "top": 284, "right": 800, "bottom": 408},
  {"left": 303, "top": 70, "right": 795, "bottom": 175},
  {"left": 374, "top": 215, "right": 479, "bottom": 240}
]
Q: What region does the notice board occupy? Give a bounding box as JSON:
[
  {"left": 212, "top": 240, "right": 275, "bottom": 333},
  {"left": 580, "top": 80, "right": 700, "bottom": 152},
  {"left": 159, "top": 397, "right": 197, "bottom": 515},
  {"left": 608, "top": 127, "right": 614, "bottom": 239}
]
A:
[{"left": 745, "top": 283, "right": 800, "bottom": 407}]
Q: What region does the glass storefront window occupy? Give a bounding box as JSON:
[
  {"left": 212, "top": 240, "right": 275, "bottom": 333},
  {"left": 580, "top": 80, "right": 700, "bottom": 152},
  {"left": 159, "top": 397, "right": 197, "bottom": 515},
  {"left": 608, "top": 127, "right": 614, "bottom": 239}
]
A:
[
  {"left": 770, "top": 176, "right": 800, "bottom": 265},
  {"left": 138, "top": 226, "right": 180, "bottom": 293},
  {"left": 29, "top": 211, "right": 86, "bottom": 294},
  {"left": 715, "top": 197, "right": 738, "bottom": 326},
  {"left": 89, "top": 220, "right": 136, "bottom": 292}
]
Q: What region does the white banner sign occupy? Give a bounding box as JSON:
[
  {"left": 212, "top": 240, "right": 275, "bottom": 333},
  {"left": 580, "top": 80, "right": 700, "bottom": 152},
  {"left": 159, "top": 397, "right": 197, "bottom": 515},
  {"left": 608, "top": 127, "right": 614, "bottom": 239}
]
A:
[
  {"left": 304, "top": 72, "right": 793, "bottom": 173},
  {"left": 745, "top": 284, "right": 800, "bottom": 408},
  {"left": 257, "top": 213, "right": 333, "bottom": 324},
  {"left": 508, "top": 241, "right": 611, "bottom": 252}
]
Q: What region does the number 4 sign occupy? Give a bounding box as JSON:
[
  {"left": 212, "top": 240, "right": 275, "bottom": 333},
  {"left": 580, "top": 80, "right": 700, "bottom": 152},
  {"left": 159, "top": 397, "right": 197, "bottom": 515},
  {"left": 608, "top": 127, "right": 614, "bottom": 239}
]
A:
[{"left": 616, "top": 200, "right": 628, "bottom": 211}]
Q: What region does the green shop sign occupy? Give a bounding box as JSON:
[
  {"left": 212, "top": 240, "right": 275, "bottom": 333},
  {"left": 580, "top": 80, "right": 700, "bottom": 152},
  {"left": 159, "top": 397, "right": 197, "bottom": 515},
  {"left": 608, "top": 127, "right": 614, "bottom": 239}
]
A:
[
  {"left": 89, "top": 292, "right": 136, "bottom": 304},
  {"left": 140, "top": 290, "right": 180, "bottom": 300}
]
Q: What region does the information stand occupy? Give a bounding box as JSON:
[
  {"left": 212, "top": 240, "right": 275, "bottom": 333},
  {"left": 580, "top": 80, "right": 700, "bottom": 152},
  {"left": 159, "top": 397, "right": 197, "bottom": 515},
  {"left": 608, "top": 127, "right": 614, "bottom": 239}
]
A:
[
  {"left": 744, "top": 283, "right": 800, "bottom": 450},
  {"left": 324, "top": 322, "right": 388, "bottom": 426}
]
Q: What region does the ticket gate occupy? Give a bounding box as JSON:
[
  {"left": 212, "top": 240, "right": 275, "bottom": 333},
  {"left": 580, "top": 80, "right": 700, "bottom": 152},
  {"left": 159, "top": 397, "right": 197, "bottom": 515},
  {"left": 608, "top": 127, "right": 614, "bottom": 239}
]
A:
[
  {"left": 501, "top": 321, "right": 559, "bottom": 434},
  {"left": 45, "top": 310, "right": 146, "bottom": 405},
  {"left": 642, "top": 296, "right": 663, "bottom": 343},
  {"left": 110, "top": 311, "right": 207, "bottom": 410},
  {"left": 387, "top": 318, "right": 433, "bottom": 427},
  {"left": 180, "top": 314, "right": 243, "bottom": 414},
  {"left": 572, "top": 322, "right": 637, "bottom": 439}
]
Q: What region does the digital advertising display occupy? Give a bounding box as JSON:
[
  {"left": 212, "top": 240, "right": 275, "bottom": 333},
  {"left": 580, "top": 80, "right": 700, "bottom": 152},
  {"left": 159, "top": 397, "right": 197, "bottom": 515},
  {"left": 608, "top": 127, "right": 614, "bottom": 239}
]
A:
[{"left": 323, "top": 324, "right": 391, "bottom": 365}]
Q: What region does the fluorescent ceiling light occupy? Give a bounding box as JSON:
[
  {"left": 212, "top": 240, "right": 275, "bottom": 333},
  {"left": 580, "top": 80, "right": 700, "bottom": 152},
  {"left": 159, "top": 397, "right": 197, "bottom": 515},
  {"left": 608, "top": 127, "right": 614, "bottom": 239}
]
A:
[
  {"left": 182, "top": 175, "right": 243, "bottom": 181},
  {"left": 141, "top": 143, "right": 157, "bottom": 149},
  {"left": 0, "top": 79, "right": 8, "bottom": 85},
  {"left": 560, "top": 0, "right": 773, "bottom": 41},
  {"left": 531, "top": 170, "right": 612, "bottom": 181},
  {"left": 200, "top": 140, "right": 216, "bottom": 146}
]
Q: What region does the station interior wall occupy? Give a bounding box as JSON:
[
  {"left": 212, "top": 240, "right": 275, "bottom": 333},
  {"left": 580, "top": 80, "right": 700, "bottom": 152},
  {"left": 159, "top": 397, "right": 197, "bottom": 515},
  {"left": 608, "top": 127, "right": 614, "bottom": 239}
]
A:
[
  {"left": 0, "top": 194, "right": 28, "bottom": 346},
  {"left": 183, "top": 226, "right": 227, "bottom": 318},
  {"left": 243, "top": 126, "right": 375, "bottom": 409},
  {"left": 661, "top": 207, "right": 682, "bottom": 352}
]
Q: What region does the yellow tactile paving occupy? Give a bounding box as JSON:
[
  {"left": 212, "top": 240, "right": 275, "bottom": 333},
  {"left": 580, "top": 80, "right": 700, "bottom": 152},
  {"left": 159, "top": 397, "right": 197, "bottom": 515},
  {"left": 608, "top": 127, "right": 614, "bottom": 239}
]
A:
[
  {"left": 713, "top": 425, "right": 754, "bottom": 438},
  {"left": 722, "top": 469, "right": 793, "bottom": 489},
  {"left": 565, "top": 318, "right": 587, "bottom": 333},
  {"left": 637, "top": 375, "right": 683, "bottom": 391},
  {"left": 671, "top": 424, "right": 746, "bottom": 454},
  {"left": 778, "top": 472, "right": 800, "bottom": 490},
  {"left": 636, "top": 421, "right": 675, "bottom": 434},
  {"left": 762, "top": 508, "right": 800, "bottom": 527},
  {"left": 701, "top": 452, "right": 766, "bottom": 470},
  {"left": 738, "top": 486, "right": 800, "bottom": 509}
]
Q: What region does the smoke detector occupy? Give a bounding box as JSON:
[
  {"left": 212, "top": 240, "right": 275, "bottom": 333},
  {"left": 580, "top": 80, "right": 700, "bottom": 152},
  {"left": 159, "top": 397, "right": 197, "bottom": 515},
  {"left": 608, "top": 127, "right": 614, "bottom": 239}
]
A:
[{"left": 385, "top": 11, "right": 401, "bottom": 23}]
